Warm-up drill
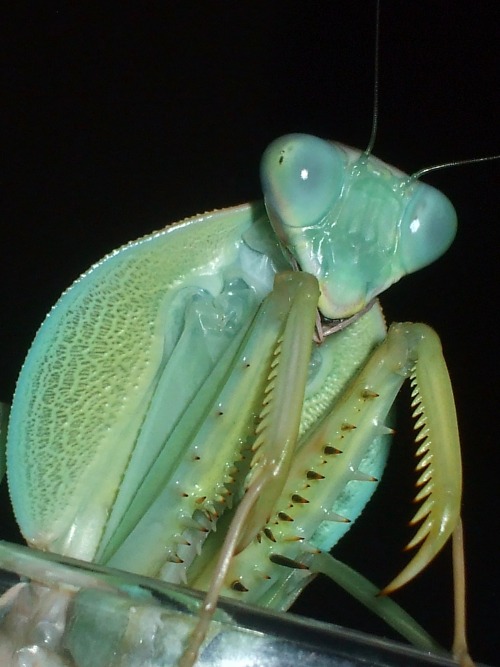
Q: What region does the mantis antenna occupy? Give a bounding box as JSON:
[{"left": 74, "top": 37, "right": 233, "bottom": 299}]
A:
[
  {"left": 366, "top": 2, "right": 499, "bottom": 179},
  {"left": 364, "top": 0, "right": 380, "bottom": 156},
  {"left": 413, "top": 153, "right": 500, "bottom": 180}
]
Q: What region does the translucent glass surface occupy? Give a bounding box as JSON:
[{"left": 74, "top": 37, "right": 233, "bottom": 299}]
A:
[{"left": 0, "top": 541, "right": 487, "bottom": 667}]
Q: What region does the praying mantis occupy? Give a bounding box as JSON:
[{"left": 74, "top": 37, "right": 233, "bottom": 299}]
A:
[{"left": 0, "top": 2, "right": 498, "bottom": 665}]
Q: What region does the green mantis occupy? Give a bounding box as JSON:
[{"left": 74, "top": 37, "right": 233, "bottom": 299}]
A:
[
  {"left": 0, "top": 1, "right": 498, "bottom": 667},
  {"left": 1, "top": 130, "right": 468, "bottom": 666}
]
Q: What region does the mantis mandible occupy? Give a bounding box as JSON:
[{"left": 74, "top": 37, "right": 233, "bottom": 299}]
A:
[{"left": 0, "top": 2, "right": 498, "bottom": 666}]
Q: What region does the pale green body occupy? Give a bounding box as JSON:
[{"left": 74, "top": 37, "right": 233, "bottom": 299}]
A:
[
  {"left": 7, "top": 200, "right": 388, "bottom": 605},
  {"left": 1, "top": 136, "right": 463, "bottom": 664}
]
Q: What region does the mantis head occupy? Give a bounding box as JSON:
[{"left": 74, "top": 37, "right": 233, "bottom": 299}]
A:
[{"left": 260, "top": 134, "right": 457, "bottom": 319}]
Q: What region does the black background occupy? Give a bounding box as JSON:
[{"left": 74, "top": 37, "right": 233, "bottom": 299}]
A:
[{"left": 1, "top": 2, "right": 498, "bottom": 665}]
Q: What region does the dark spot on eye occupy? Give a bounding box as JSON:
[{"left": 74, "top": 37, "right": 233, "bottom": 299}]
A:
[{"left": 279, "top": 155, "right": 284, "bottom": 164}]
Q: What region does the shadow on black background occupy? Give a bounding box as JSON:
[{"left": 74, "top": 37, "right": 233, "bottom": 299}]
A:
[{"left": 1, "top": 2, "right": 498, "bottom": 665}]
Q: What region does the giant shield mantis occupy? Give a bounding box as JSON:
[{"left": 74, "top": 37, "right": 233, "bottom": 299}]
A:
[{"left": 0, "top": 2, "right": 498, "bottom": 665}]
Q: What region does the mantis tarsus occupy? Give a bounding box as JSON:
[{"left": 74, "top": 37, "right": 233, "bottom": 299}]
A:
[{"left": 1, "top": 2, "right": 498, "bottom": 665}]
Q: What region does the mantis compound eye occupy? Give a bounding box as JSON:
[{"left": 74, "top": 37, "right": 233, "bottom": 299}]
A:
[
  {"left": 260, "top": 133, "right": 345, "bottom": 240},
  {"left": 399, "top": 182, "right": 457, "bottom": 274}
]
